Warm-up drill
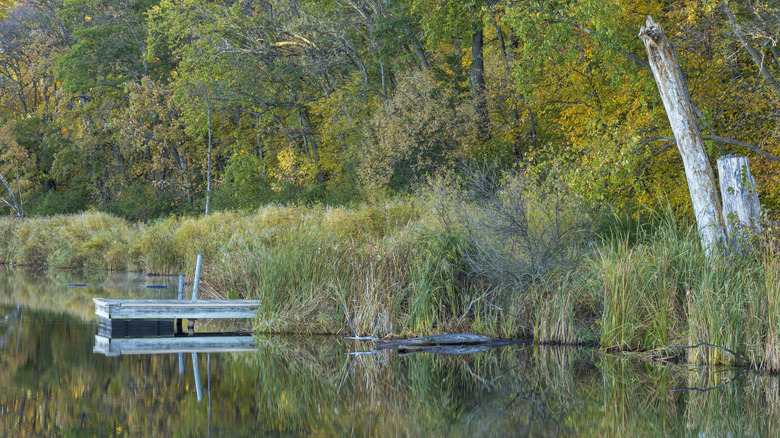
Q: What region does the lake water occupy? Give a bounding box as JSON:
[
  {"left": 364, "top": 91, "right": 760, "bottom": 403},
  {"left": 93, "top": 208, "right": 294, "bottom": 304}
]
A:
[{"left": 1, "top": 267, "right": 779, "bottom": 436}]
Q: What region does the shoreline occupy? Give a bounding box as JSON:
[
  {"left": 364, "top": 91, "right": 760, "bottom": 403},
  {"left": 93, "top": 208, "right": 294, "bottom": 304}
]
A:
[{"left": 1, "top": 203, "right": 779, "bottom": 371}]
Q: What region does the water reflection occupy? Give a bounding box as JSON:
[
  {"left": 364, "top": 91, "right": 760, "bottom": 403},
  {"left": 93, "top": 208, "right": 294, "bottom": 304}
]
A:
[
  {"left": 1, "top": 269, "right": 780, "bottom": 436},
  {"left": 0, "top": 266, "right": 183, "bottom": 320}
]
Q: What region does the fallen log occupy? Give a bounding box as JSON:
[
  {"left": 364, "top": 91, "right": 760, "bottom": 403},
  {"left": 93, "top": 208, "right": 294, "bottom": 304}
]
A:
[
  {"left": 377, "top": 333, "right": 497, "bottom": 349},
  {"left": 374, "top": 333, "right": 528, "bottom": 356}
]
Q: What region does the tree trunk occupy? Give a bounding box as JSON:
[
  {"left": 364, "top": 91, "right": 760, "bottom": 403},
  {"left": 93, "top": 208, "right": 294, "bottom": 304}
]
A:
[
  {"left": 717, "top": 155, "right": 761, "bottom": 250},
  {"left": 408, "top": 29, "right": 430, "bottom": 71},
  {"left": 298, "top": 106, "right": 322, "bottom": 181},
  {"left": 639, "top": 16, "right": 726, "bottom": 256},
  {"left": 0, "top": 170, "right": 23, "bottom": 219},
  {"left": 205, "top": 96, "right": 212, "bottom": 216},
  {"left": 470, "top": 18, "right": 490, "bottom": 143}
]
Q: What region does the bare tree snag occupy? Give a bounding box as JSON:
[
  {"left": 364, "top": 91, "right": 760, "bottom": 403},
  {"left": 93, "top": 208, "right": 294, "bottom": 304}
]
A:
[
  {"left": 717, "top": 155, "right": 761, "bottom": 249},
  {"left": 0, "top": 169, "right": 23, "bottom": 219},
  {"left": 639, "top": 16, "right": 726, "bottom": 256},
  {"left": 470, "top": 15, "right": 490, "bottom": 143}
]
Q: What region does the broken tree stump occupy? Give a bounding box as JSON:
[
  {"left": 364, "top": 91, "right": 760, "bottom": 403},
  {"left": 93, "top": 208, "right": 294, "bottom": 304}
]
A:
[{"left": 717, "top": 155, "right": 761, "bottom": 250}]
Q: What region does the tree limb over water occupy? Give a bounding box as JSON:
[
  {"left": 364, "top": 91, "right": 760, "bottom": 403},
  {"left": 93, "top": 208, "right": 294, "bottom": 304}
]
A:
[{"left": 668, "top": 342, "right": 750, "bottom": 366}]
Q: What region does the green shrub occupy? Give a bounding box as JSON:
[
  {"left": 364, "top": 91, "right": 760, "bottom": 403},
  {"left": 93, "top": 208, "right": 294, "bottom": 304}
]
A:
[{"left": 27, "top": 189, "right": 88, "bottom": 217}]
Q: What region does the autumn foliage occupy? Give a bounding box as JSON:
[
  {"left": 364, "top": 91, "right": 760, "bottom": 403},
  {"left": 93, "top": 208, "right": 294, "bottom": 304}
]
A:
[{"left": 0, "top": 0, "right": 779, "bottom": 219}]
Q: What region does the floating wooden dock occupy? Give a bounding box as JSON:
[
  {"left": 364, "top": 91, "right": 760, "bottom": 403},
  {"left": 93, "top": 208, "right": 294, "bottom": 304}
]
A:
[
  {"left": 94, "top": 298, "right": 259, "bottom": 337},
  {"left": 93, "top": 334, "right": 256, "bottom": 357},
  {"left": 94, "top": 298, "right": 260, "bottom": 320}
]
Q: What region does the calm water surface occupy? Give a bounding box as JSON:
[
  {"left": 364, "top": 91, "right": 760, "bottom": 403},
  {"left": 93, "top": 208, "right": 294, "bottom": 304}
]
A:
[{"left": 1, "top": 267, "right": 779, "bottom": 437}]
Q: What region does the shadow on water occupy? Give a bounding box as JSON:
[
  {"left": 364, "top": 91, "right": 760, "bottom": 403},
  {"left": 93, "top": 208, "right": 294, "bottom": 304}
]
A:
[{"left": 1, "top": 267, "right": 780, "bottom": 436}]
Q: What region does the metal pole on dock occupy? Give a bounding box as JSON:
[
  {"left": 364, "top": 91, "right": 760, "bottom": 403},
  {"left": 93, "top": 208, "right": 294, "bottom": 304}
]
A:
[
  {"left": 189, "top": 254, "right": 203, "bottom": 335},
  {"left": 192, "top": 254, "right": 203, "bottom": 301},
  {"left": 178, "top": 274, "right": 185, "bottom": 300},
  {"left": 177, "top": 274, "right": 185, "bottom": 335}
]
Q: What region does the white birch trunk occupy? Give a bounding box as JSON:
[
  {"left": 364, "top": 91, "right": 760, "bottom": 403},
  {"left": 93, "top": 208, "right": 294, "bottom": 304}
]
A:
[
  {"left": 639, "top": 16, "right": 726, "bottom": 256},
  {"left": 717, "top": 155, "right": 761, "bottom": 249}
]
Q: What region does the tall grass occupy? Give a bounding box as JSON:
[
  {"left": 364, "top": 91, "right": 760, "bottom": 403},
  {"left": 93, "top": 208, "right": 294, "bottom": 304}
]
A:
[
  {"left": 591, "top": 209, "right": 780, "bottom": 369},
  {"left": 207, "top": 201, "right": 477, "bottom": 336},
  {"left": 595, "top": 228, "right": 695, "bottom": 351},
  {"left": 760, "top": 257, "right": 780, "bottom": 371},
  {"left": 0, "top": 213, "right": 136, "bottom": 270},
  {"left": 3, "top": 174, "right": 780, "bottom": 371}
]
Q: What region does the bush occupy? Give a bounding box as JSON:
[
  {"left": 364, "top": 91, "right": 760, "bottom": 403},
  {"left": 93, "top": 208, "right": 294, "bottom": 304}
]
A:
[
  {"left": 423, "top": 162, "right": 591, "bottom": 292},
  {"left": 103, "top": 184, "right": 178, "bottom": 222},
  {"left": 28, "top": 189, "right": 88, "bottom": 217}
]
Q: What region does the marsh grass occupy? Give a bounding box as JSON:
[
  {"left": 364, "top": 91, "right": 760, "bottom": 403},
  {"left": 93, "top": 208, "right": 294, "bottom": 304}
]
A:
[
  {"left": 4, "top": 184, "right": 780, "bottom": 367},
  {"left": 591, "top": 210, "right": 780, "bottom": 370},
  {"left": 593, "top": 211, "right": 704, "bottom": 352},
  {"left": 533, "top": 284, "right": 578, "bottom": 344},
  {"left": 0, "top": 217, "right": 17, "bottom": 263},
  {"left": 760, "top": 257, "right": 780, "bottom": 371},
  {"left": 208, "top": 203, "right": 481, "bottom": 337}
]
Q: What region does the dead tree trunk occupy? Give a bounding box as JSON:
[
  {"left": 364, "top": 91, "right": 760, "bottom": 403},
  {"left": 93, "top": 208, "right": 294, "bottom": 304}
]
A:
[
  {"left": 639, "top": 16, "right": 726, "bottom": 256},
  {"left": 717, "top": 155, "right": 761, "bottom": 249},
  {"left": 0, "top": 170, "right": 23, "bottom": 219},
  {"left": 470, "top": 15, "right": 491, "bottom": 143}
]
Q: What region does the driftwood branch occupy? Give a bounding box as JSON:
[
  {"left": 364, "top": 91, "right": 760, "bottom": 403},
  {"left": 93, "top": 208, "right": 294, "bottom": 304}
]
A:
[{"left": 669, "top": 342, "right": 750, "bottom": 366}]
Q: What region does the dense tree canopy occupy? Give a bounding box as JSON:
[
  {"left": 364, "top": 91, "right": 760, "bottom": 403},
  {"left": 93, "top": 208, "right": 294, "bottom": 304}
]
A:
[{"left": 1, "top": 0, "right": 780, "bottom": 219}]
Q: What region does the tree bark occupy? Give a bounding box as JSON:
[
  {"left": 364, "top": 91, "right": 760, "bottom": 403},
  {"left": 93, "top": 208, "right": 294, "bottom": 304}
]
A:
[
  {"left": 717, "top": 155, "right": 761, "bottom": 250},
  {"left": 408, "top": 30, "right": 430, "bottom": 71},
  {"left": 639, "top": 16, "right": 726, "bottom": 256},
  {"left": 470, "top": 17, "right": 490, "bottom": 143}
]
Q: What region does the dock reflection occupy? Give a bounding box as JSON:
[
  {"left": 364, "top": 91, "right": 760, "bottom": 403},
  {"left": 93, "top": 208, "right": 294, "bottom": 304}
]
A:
[{"left": 94, "top": 333, "right": 256, "bottom": 406}]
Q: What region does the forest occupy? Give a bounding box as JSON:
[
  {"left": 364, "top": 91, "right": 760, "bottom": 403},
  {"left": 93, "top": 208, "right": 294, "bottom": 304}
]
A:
[{"left": 1, "top": 0, "right": 779, "bottom": 220}]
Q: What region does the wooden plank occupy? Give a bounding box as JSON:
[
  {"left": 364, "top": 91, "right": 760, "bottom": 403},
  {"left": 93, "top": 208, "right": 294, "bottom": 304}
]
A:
[
  {"left": 94, "top": 299, "right": 111, "bottom": 319},
  {"left": 93, "top": 334, "right": 257, "bottom": 357},
  {"left": 93, "top": 298, "right": 259, "bottom": 320}
]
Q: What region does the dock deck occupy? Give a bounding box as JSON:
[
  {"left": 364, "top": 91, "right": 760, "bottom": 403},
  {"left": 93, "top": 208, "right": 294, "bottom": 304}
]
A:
[
  {"left": 94, "top": 298, "right": 260, "bottom": 337},
  {"left": 93, "top": 298, "right": 260, "bottom": 320}
]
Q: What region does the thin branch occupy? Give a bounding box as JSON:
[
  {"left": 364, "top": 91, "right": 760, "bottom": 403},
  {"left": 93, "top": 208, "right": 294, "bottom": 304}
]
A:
[
  {"left": 669, "top": 342, "right": 750, "bottom": 366},
  {"left": 707, "top": 134, "right": 780, "bottom": 163},
  {"left": 638, "top": 135, "right": 780, "bottom": 163},
  {"left": 0, "top": 171, "right": 22, "bottom": 218},
  {"left": 722, "top": 0, "right": 780, "bottom": 100}
]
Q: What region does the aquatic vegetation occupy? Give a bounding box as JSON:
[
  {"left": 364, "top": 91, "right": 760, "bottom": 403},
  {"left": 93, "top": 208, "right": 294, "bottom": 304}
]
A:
[{"left": 2, "top": 188, "right": 780, "bottom": 371}]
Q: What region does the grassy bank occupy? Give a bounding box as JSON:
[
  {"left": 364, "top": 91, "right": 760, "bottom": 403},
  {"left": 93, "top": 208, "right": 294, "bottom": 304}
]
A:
[{"left": 1, "top": 185, "right": 779, "bottom": 370}]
